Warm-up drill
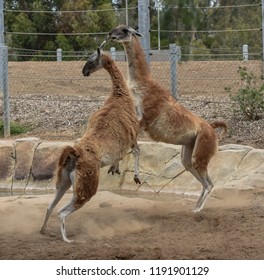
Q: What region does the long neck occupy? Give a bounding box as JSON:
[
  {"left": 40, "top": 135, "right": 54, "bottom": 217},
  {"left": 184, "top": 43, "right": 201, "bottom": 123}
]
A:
[
  {"left": 123, "top": 35, "right": 151, "bottom": 81},
  {"left": 102, "top": 54, "right": 129, "bottom": 97}
]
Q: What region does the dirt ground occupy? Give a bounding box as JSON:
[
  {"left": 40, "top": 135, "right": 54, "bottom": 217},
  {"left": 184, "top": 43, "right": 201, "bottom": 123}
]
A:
[{"left": 1, "top": 188, "right": 264, "bottom": 260}]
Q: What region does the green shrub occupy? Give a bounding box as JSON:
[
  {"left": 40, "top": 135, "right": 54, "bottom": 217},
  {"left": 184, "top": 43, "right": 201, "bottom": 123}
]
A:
[
  {"left": 0, "top": 119, "right": 31, "bottom": 137},
  {"left": 225, "top": 66, "right": 264, "bottom": 120}
]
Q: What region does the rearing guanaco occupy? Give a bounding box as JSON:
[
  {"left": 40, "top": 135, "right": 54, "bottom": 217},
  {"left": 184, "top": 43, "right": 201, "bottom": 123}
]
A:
[
  {"left": 40, "top": 42, "right": 140, "bottom": 242},
  {"left": 107, "top": 25, "right": 227, "bottom": 212}
]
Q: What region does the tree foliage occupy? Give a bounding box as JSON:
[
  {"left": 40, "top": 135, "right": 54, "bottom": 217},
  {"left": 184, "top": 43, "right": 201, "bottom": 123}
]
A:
[
  {"left": 207, "top": 0, "right": 261, "bottom": 51},
  {"left": 3, "top": 0, "right": 263, "bottom": 58},
  {"left": 151, "top": 0, "right": 261, "bottom": 57},
  {"left": 4, "top": 0, "right": 117, "bottom": 52}
]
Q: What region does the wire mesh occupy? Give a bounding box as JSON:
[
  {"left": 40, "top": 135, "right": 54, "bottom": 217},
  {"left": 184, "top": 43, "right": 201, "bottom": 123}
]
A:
[{"left": 7, "top": 47, "right": 264, "bottom": 96}]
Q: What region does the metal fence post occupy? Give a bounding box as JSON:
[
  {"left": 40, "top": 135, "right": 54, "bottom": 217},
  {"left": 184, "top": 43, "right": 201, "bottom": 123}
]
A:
[
  {"left": 110, "top": 47, "right": 116, "bottom": 61},
  {"left": 262, "top": 0, "right": 264, "bottom": 73},
  {"left": 243, "top": 44, "right": 248, "bottom": 61},
  {"left": 0, "top": 45, "right": 3, "bottom": 98},
  {"left": 170, "top": 44, "right": 177, "bottom": 99},
  {"left": 1, "top": 0, "right": 10, "bottom": 137},
  {"left": 138, "top": 0, "right": 150, "bottom": 64},
  {"left": 0, "top": 0, "right": 4, "bottom": 45},
  {"left": 57, "top": 48, "right": 62, "bottom": 62},
  {"left": 0, "top": 0, "right": 4, "bottom": 91},
  {"left": 0, "top": 45, "right": 10, "bottom": 137}
]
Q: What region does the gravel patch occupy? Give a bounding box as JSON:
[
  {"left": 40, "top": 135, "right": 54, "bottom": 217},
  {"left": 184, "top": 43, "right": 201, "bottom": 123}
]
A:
[{"left": 1, "top": 93, "right": 263, "bottom": 148}]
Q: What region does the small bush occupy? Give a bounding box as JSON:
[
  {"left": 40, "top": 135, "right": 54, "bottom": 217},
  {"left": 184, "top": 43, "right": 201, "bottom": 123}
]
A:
[
  {"left": 225, "top": 66, "right": 264, "bottom": 120},
  {"left": 0, "top": 119, "right": 31, "bottom": 137}
]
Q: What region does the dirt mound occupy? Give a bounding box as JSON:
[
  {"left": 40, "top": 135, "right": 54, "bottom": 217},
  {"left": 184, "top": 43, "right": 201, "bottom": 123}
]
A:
[{"left": 1, "top": 189, "right": 264, "bottom": 260}]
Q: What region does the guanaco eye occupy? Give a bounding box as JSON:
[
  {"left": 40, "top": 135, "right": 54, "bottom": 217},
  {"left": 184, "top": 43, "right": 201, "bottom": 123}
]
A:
[{"left": 122, "top": 28, "right": 129, "bottom": 34}]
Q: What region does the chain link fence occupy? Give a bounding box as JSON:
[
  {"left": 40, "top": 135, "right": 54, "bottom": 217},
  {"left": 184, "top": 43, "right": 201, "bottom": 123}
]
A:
[
  {"left": 0, "top": 43, "right": 263, "bottom": 142},
  {"left": 7, "top": 45, "right": 263, "bottom": 97}
]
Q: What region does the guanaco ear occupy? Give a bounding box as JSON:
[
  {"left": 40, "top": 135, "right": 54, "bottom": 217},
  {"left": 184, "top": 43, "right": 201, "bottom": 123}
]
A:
[
  {"left": 97, "top": 47, "right": 101, "bottom": 56},
  {"left": 97, "top": 40, "right": 106, "bottom": 56},
  {"left": 134, "top": 30, "right": 144, "bottom": 37},
  {"left": 128, "top": 27, "right": 144, "bottom": 37},
  {"left": 99, "top": 40, "right": 107, "bottom": 50}
]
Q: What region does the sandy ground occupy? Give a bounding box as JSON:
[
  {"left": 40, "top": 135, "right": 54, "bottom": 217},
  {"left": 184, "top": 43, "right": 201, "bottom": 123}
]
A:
[{"left": 1, "top": 188, "right": 264, "bottom": 260}]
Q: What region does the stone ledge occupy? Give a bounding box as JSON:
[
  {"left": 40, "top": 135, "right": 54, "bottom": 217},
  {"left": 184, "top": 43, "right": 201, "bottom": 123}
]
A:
[{"left": 0, "top": 138, "right": 263, "bottom": 196}]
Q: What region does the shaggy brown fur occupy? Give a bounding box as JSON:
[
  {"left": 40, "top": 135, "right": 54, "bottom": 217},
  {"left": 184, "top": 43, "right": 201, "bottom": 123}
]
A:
[
  {"left": 108, "top": 25, "right": 227, "bottom": 212},
  {"left": 40, "top": 45, "right": 140, "bottom": 242}
]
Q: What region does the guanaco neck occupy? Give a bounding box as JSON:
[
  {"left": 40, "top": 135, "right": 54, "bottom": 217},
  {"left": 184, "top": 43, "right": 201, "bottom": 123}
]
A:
[
  {"left": 123, "top": 35, "right": 151, "bottom": 82},
  {"left": 102, "top": 54, "right": 130, "bottom": 97}
]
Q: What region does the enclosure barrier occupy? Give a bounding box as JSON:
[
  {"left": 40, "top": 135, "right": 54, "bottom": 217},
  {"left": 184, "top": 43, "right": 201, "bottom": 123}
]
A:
[{"left": 0, "top": 45, "right": 10, "bottom": 137}]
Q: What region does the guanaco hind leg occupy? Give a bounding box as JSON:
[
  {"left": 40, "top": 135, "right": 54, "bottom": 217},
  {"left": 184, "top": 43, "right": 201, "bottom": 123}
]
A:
[
  {"left": 181, "top": 140, "right": 214, "bottom": 212},
  {"left": 57, "top": 195, "right": 77, "bottom": 243},
  {"left": 40, "top": 168, "right": 72, "bottom": 234}
]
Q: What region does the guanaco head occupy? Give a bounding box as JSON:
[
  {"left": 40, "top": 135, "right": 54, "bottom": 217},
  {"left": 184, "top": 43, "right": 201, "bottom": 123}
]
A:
[
  {"left": 107, "top": 25, "right": 143, "bottom": 42},
  {"left": 82, "top": 41, "right": 106, "bottom": 77}
]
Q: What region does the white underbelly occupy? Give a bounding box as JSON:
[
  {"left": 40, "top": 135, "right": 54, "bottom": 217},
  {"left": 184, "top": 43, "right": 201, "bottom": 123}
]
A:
[
  {"left": 100, "top": 153, "right": 123, "bottom": 168},
  {"left": 128, "top": 82, "right": 143, "bottom": 120}
]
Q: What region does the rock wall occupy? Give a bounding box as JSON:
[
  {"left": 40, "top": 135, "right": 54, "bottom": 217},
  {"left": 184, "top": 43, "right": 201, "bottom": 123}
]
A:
[{"left": 0, "top": 138, "right": 263, "bottom": 196}]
